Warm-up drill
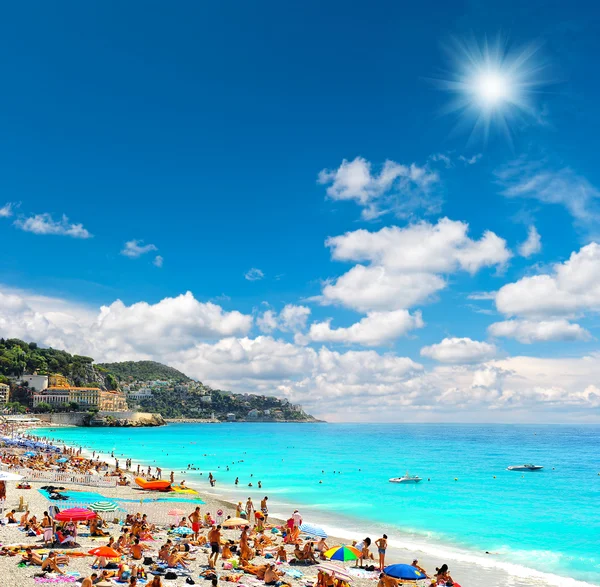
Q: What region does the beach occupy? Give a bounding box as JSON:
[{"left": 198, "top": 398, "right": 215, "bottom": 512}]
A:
[{"left": 0, "top": 422, "right": 598, "bottom": 587}]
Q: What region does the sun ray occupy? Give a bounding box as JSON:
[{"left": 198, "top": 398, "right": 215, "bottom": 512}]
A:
[{"left": 430, "top": 34, "right": 551, "bottom": 143}]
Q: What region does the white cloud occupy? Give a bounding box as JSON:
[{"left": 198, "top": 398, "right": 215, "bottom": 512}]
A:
[
  {"left": 497, "top": 160, "right": 600, "bottom": 234},
  {"left": 279, "top": 305, "right": 311, "bottom": 332},
  {"left": 153, "top": 255, "right": 164, "bottom": 268},
  {"left": 121, "top": 240, "right": 158, "bottom": 258},
  {"left": 488, "top": 319, "right": 591, "bottom": 343},
  {"left": 518, "top": 225, "right": 541, "bottom": 257},
  {"left": 318, "top": 156, "right": 440, "bottom": 219},
  {"left": 459, "top": 154, "right": 482, "bottom": 165},
  {"left": 319, "top": 218, "right": 511, "bottom": 312},
  {"left": 420, "top": 337, "right": 497, "bottom": 364},
  {"left": 14, "top": 213, "right": 92, "bottom": 238},
  {"left": 0, "top": 202, "right": 14, "bottom": 218},
  {"left": 257, "top": 305, "right": 311, "bottom": 334},
  {"left": 300, "top": 310, "right": 424, "bottom": 347},
  {"left": 244, "top": 268, "right": 264, "bottom": 281},
  {"left": 257, "top": 310, "right": 278, "bottom": 333},
  {"left": 495, "top": 242, "right": 600, "bottom": 318},
  {"left": 3, "top": 284, "right": 600, "bottom": 422}
]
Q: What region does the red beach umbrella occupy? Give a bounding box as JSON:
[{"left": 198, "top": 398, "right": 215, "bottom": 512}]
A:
[
  {"left": 88, "top": 547, "right": 121, "bottom": 558},
  {"left": 54, "top": 507, "right": 97, "bottom": 521}
]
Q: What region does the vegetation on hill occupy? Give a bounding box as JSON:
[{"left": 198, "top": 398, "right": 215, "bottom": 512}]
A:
[
  {"left": 0, "top": 338, "right": 117, "bottom": 389},
  {"left": 97, "top": 361, "right": 191, "bottom": 383}
]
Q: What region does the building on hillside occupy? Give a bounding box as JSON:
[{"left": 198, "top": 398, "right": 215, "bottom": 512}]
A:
[
  {"left": 127, "top": 388, "right": 153, "bottom": 401},
  {"left": 247, "top": 409, "right": 260, "bottom": 419},
  {"left": 226, "top": 413, "right": 236, "bottom": 421},
  {"left": 32, "top": 389, "right": 70, "bottom": 407},
  {"left": 32, "top": 387, "right": 128, "bottom": 411},
  {"left": 0, "top": 383, "right": 10, "bottom": 403},
  {"left": 20, "top": 374, "right": 49, "bottom": 392},
  {"left": 49, "top": 374, "right": 69, "bottom": 388}
]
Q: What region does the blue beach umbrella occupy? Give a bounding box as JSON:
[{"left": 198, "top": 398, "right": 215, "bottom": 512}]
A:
[
  {"left": 172, "top": 526, "right": 193, "bottom": 535},
  {"left": 384, "top": 564, "right": 427, "bottom": 581},
  {"left": 299, "top": 523, "right": 328, "bottom": 538}
]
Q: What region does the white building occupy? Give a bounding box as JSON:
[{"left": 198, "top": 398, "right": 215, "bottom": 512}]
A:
[
  {"left": 20, "top": 375, "right": 49, "bottom": 392},
  {"left": 32, "top": 389, "right": 70, "bottom": 407},
  {"left": 127, "top": 388, "right": 153, "bottom": 401},
  {"left": 0, "top": 383, "right": 10, "bottom": 404}
]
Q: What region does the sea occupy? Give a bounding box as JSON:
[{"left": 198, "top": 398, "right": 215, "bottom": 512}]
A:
[{"left": 34, "top": 423, "right": 600, "bottom": 586}]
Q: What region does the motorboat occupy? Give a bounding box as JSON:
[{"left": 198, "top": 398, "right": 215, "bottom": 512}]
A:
[
  {"left": 389, "top": 473, "right": 422, "bottom": 483},
  {"left": 507, "top": 464, "right": 543, "bottom": 471}
]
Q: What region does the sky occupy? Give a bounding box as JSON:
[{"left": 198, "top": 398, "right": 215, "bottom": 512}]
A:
[{"left": 2, "top": 0, "right": 600, "bottom": 422}]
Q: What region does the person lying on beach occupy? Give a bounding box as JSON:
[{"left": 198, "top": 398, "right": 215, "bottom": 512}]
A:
[
  {"left": 411, "top": 559, "right": 428, "bottom": 576},
  {"left": 377, "top": 573, "right": 399, "bottom": 587},
  {"left": 315, "top": 538, "right": 329, "bottom": 558},
  {"left": 22, "top": 547, "right": 43, "bottom": 565},
  {"left": 41, "top": 551, "right": 65, "bottom": 575},
  {"left": 167, "top": 548, "right": 189, "bottom": 568},
  {"left": 275, "top": 545, "right": 287, "bottom": 563},
  {"left": 240, "top": 562, "right": 268, "bottom": 579},
  {"left": 264, "top": 563, "right": 283, "bottom": 585},
  {"left": 81, "top": 572, "right": 98, "bottom": 587},
  {"left": 302, "top": 542, "right": 317, "bottom": 563}
]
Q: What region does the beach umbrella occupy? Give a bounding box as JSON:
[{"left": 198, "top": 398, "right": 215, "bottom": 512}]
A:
[
  {"left": 172, "top": 526, "right": 193, "bottom": 535},
  {"left": 89, "top": 501, "right": 119, "bottom": 512},
  {"left": 384, "top": 564, "right": 427, "bottom": 581},
  {"left": 324, "top": 546, "right": 361, "bottom": 562},
  {"left": 222, "top": 517, "right": 248, "bottom": 528},
  {"left": 317, "top": 563, "right": 353, "bottom": 582},
  {"left": 300, "top": 523, "right": 328, "bottom": 538},
  {"left": 167, "top": 508, "right": 185, "bottom": 517},
  {"left": 54, "top": 508, "right": 97, "bottom": 521},
  {"left": 88, "top": 547, "right": 121, "bottom": 558},
  {"left": 0, "top": 471, "right": 23, "bottom": 482}
]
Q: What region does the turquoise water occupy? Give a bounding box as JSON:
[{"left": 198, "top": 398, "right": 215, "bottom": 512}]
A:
[
  {"left": 35, "top": 423, "right": 600, "bottom": 585},
  {"left": 37, "top": 488, "right": 204, "bottom": 504}
]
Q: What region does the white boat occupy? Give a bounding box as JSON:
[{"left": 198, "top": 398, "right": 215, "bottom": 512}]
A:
[
  {"left": 389, "top": 473, "right": 422, "bottom": 483},
  {"left": 507, "top": 464, "right": 543, "bottom": 471}
]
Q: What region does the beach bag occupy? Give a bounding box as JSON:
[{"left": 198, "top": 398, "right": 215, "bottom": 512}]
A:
[
  {"left": 186, "top": 578, "right": 196, "bottom": 585},
  {"left": 144, "top": 556, "right": 154, "bottom": 565},
  {"left": 223, "top": 562, "right": 233, "bottom": 570},
  {"left": 165, "top": 572, "right": 178, "bottom": 580}
]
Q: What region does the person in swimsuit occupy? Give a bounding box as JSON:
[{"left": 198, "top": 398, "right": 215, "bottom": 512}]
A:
[
  {"left": 375, "top": 534, "right": 387, "bottom": 571},
  {"left": 208, "top": 525, "right": 222, "bottom": 569},
  {"left": 189, "top": 507, "right": 202, "bottom": 540},
  {"left": 411, "top": 559, "right": 427, "bottom": 576},
  {"left": 260, "top": 496, "right": 269, "bottom": 523}
]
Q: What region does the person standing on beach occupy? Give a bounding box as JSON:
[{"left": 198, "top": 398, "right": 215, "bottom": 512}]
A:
[
  {"left": 189, "top": 507, "right": 202, "bottom": 540},
  {"left": 246, "top": 497, "right": 254, "bottom": 519},
  {"left": 170, "top": 471, "right": 174, "bottom": 483},
  {"left": 208, "top": 525, "right": 222, "bottom": 569},
  {"left": 375, "top": 534, "right": 387, "bottom": 571},
  {"left": 260, "top": 496, "right": 269, "bottom": 523},
  {"left": 292, "top": 509, "right": 302, "bottom": 528},
  {"left": 156, "top": 467, "right": 162, "bottom": 479}
]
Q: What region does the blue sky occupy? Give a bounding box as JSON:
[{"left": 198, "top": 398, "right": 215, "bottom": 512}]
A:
[{"left": 2, "top": 1, "right": 600, "bottom": 421}]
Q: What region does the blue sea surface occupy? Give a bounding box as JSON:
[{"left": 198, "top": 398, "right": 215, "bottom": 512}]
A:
[{"left": 35, "top": 423, "right": 600, "bottom": 585}]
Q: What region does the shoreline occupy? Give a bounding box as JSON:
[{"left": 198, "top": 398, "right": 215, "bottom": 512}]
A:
[{"left": 29, "top": 424, "right": 599, "bottom": 587}]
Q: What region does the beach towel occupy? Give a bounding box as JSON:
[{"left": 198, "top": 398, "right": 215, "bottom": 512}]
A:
[{"left": 284, "top": 569, "right": 304, "bottom": 579}]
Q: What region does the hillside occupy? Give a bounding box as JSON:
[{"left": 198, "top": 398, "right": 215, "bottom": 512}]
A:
[
  {"left": 97, "top": 361, "right": 191, "bottom": 383},
  {"left": 0, "top": 338, "right": 117, "bottom": 390}
]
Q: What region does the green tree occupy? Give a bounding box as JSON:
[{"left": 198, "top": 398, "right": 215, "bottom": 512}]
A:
[{"left": 34, "top": 402, "right": 53, "bottom": 413}]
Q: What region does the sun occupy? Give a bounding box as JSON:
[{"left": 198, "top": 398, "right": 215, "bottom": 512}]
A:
[{"left": 432, "top": 35, "right": 550, "bottom": 142}]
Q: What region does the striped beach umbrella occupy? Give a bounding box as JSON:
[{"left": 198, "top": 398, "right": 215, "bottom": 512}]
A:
[
  {"left": 89, "top": 501, "right": 119, "bottom": 512},
  {"left": 317, "top": 562, "right": 353, "bottom": 582},
  {"left": 300, "top": 523, "right": 328, "bottom": 538},
  {"left": 324, "top": 545, "right": 361, "bottom": 562}
]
